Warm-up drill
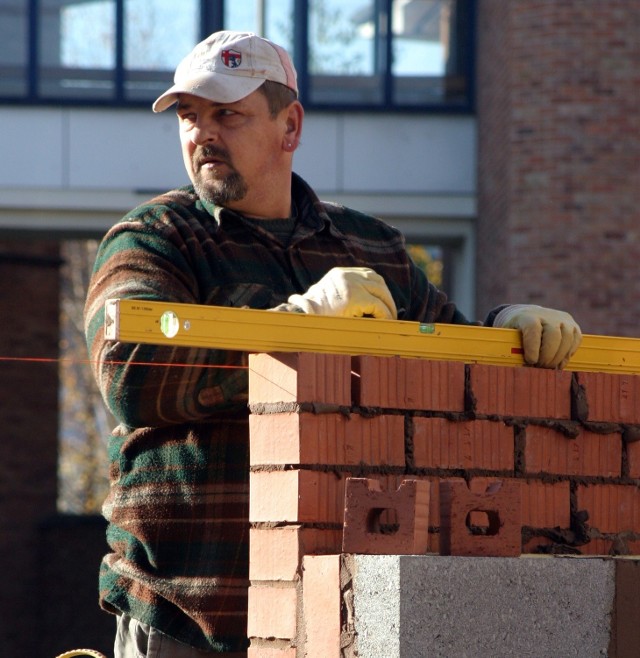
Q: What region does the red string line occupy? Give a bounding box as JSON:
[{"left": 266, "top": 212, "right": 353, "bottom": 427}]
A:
[{"left": 0, "top": 356, "right": 248, "bottom": 370}]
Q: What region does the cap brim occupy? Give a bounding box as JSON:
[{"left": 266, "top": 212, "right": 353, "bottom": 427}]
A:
[{"left": 152, "top": 72, "right": 265, "bottom": 112}]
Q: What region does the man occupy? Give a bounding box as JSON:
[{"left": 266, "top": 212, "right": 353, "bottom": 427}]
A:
[{"left": 84, "top": 31, "right": 581, "bottom": 656}]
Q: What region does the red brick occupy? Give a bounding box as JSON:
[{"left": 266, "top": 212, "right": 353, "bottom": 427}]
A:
[
  {"left": 342, "top": 478, "right": 430, "bottom": 555},
  {"left": 248, "top": 647, "right": 296, "bottom": 658},
  {"left": 249, "top": 526, "right": 343, "bottom": 582},
  {"left": 469, "top": 364, "right": 572, "bottom": 418},
  {"left": 247, "top": 584, "right": 298, "bottom": 640},
  {"left": 413, "top": 417, "right": 514, "bottom": 470},
  {"left": 440, "top": 478, "right": 522, "bottom": 556},
  {"left": 353, "top": 355, "right": 465, "bottom": 411},
  {"left": 577, "top": 372, "right": 640, "bottom": 424},
  {"left": 250, "top": 526, "right": 302, "bottom": 582},
  {"left": 520, "top": 479, "right": 571, "bottom": 528},
  {"left": 302, "top": 555, "right": 341, "bottom": 658},
  {"left": 250, "top": 470, "right": 345, "bottom": 524},
  {"left": 250, "top": 412, "right": 405, "bottom": 467},
  {"left": 248, "top": 352, "right": 351, "bottom": 405},
  {"left": 579, "top": 537, "right": 613, "bottom": 556},
  {"left": 577, "top": 483, "right": 640, "bottom": 534},
  {"left": 524, "top": 426, "right": 621, "bottom": 477}
]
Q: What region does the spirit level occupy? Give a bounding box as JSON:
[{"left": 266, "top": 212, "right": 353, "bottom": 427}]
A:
[{"left": 104, "top": 298, "right": 640, "bottom": 375}]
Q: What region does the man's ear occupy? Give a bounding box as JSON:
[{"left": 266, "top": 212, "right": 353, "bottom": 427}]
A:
[{"left": 283, "top": 100, "right": 304, "bottom": 151}]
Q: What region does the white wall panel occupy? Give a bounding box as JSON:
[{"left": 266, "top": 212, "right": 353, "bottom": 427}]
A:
[
  {"left": 340, "top": 115, "right": 476, "bottom": 194},
  {"left": 0, "top": 108, "right": 65, "bottom": 188},
  {"left": 68, "top": 109, "right": 189, "bottom": 191},
  {"left": 1, "top": 108, "right": 475, "bottom": 198},
  {"left": 293, "top": 114, "right": 341, "bottom": 191}
]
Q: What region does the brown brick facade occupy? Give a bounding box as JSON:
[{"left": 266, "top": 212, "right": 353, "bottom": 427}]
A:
[{"left": 476, "top": 0, "right": 640, "bottom": 336}]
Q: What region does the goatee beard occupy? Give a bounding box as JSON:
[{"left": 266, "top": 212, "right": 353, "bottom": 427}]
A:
[{"left": 192, "top": 145, "right": 248, "bottom": 205}]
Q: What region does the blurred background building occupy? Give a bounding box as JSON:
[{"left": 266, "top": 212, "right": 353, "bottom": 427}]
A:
[{"left": 0, "top": 1, "right": 638, "bottom": 655}]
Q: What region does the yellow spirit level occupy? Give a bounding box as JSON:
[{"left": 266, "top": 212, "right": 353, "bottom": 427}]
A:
[{"left": 104, "top": 298, "right": 640, "bottom": 375}]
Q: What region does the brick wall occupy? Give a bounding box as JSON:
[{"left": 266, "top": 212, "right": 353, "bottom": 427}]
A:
[
  {"left": 476, "top": 0, "right": 640, "bottom": 336},
  {"left": 0, "top": 240, "right": 61, "bottom": 657},
  {"left": 247, "top": 352, "right": 640, "bottom": 655}
]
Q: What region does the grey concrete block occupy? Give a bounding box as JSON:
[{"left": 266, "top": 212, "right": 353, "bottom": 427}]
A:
[{"left": 352, "top": 555, "right": 618, "bottom": 658}]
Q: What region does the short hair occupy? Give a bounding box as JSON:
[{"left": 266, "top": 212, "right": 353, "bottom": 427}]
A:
[{"left": 258, "top": 80, "right": 298, "bottom": 117}]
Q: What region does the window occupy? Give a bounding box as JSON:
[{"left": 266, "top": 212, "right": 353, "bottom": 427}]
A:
[
  {"left": 2, "top": 0, "right": 474, "bottom": 111},
  {"left": 0, "top": 0, "right": 29, "bottom": 98}
]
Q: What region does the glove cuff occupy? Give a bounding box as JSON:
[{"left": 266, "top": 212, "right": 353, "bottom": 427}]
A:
[
  {"left": 287, "top": 294, "right": 320, "bottom": 315},
  {"left": 493, "top": 304, "right": 541, "bottom": 328}
]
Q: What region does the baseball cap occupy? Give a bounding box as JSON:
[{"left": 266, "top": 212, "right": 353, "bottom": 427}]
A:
[{"left": 152, "top": 30, "right": 298, "bottom": 112}]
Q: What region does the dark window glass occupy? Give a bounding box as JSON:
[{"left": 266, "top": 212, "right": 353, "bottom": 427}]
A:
[
  {"left": 39, "top": 0, "right": 116, "bottom": 99},
  {"left": 0, "top": 0, "right": 29, "bottom": 97},
  {"left": 308, "top": 0, "right": 384, "bottom": 105},
  {"left": 124, "top": 0, "right": 198, "bottom": 102},
  {"left": 307, "top": 0, "right": 472, "bottom": 108},
  {"left": 224, "top": 0, "right": 294, "bottom": 51},
  {"left": 392, "top": 0, "right": 473, "bottom": 106},
  {"left": 6, "top": 0, "right": 474, "bottom": 111}
]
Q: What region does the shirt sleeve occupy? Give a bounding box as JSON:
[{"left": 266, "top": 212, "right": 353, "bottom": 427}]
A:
[{"left": 84, "top": 213, "right": 248, "bottom": 430}]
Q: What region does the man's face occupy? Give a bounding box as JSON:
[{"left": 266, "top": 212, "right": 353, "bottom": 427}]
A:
[{"left": 176, "top": 90, "right": 286, "bottom": 215}]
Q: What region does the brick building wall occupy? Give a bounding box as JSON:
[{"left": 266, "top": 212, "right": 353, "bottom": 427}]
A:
[
  {"left": 0, "top": 240, "right": 61, "bottom": 656},
  {"left": 476, "top": 0, "right": 640, "bottom": 336},
  {"left": 247, "top": 351, "right": 640, "bottom": 655}
]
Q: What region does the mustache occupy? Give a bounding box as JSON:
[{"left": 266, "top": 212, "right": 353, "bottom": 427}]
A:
[{"left": 193, "top": 145, "right": 233, "bottom": 169}]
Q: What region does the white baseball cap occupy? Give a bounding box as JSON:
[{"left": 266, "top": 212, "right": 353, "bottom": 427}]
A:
[{"left": 153, "top": 30, "right": 298, "bottom": 112}]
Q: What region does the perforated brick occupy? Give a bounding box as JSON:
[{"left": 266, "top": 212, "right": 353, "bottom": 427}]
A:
[
  {"left": 342, "top": 478, "right": 430, "bottom": 555},
  {"left": 440, "top": 478, "right": 522, "bottom": 556}
]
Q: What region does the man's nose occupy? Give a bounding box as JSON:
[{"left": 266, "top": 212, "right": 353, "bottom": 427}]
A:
[{"left": 191, "top": 120, "right": 218, "bottom": 145}]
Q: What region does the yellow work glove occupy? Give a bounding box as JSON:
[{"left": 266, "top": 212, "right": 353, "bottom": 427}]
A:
[
  {"left": 493, "top": 304, "right": 582, "bottom": 369},
  {"left": 288, "top": 267, "right": 397, "bottom": 319}
]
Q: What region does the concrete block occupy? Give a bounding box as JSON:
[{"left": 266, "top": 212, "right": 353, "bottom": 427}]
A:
[{"left": 350, "top": 555, "right": 621, "bottom": 657}]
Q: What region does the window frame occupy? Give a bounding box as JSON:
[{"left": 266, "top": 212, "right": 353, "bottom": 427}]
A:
[{"left": 2, "top": 0, "right": 475, "bottom": 113}]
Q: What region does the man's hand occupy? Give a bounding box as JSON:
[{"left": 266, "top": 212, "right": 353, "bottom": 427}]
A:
[
  {"left": 288, "top": 267, "right": 397, "bottom": 319},
  {"left": 493, "top": 304, "right": 582, "bottom": 369}
]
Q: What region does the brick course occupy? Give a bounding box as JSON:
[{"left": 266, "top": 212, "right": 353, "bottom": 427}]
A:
[{"left": 247, "top": 352, "right": 640, "bottom": 653}]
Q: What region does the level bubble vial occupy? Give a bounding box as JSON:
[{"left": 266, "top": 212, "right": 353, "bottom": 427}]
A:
[{"left": 160, "top": 311, "right": 180, "bottom": 338}]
